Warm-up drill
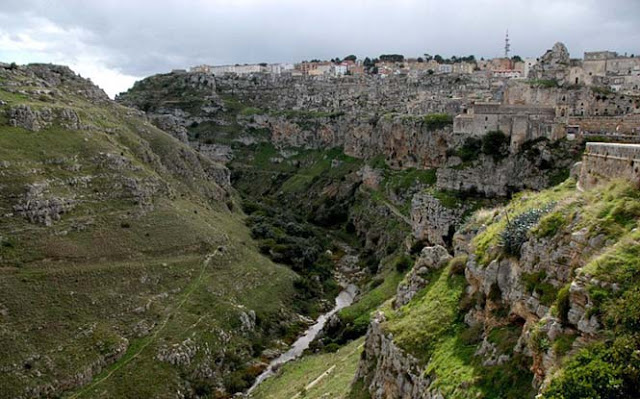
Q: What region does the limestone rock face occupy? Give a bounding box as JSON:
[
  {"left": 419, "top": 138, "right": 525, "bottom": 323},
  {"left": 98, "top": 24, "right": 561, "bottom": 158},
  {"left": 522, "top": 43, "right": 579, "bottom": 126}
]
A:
[
  {"left": 149, "top": 114, "right": 189, "bottom": 143},
  {"left": 8, "top": 105, "right": 53, "bottom": 131},
  {"left": 355, "top": 313, "right": 440, "bottom": 399},
  {"left": 394, "top": 245, "right": 451, "bottom": 308},
  {"left": 359, "top": 165, "right": 383, "bottom": 190},
  {"left": 529, "top": 42, "right": 570, "bottom": 85},
  {"left": 411, "top": 193, "right": 465, "bottom": 246}
]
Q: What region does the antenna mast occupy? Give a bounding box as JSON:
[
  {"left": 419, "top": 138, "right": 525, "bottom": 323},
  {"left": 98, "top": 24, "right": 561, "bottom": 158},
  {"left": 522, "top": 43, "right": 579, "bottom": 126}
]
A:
[{"left": 505, "top": 30, "right": 511, "bottom": 58}]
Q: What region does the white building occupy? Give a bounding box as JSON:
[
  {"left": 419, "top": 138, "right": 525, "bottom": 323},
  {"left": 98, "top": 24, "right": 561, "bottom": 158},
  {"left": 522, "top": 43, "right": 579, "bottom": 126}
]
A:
[
  {"left": 334, "top": 64, "right": 348, "bottom": 76},
  {"left": 438, "top": 64, "right": 453, "bottom": 74},
  {"left": 493, "top": 70, "right": 522, "bottom": 79}
]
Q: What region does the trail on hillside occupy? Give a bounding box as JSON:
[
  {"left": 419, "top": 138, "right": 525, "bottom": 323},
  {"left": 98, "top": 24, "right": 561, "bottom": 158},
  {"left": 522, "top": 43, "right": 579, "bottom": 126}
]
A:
[
  {"left": 382, "top": 200, "right": 412, "bottom": 226},
  {"left": 68, "top": 250, "right": 219, "bottom": 398}
]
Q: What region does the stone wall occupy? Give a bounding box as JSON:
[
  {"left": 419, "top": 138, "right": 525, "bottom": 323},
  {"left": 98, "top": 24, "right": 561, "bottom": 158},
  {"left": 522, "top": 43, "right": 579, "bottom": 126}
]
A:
[
  {"left": 569, "top": 114, "right": 640, "bottom": 134},
  {"left": 579, "top": 142, "right": 640, "bottom": 189}
]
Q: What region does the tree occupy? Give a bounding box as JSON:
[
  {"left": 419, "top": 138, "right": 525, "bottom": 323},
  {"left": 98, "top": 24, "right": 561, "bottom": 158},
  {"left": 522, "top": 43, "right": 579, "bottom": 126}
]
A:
[
  {"left": 511, "top": 55, "right": 523, "bottom": 63},
  {"left": 343, "top": 54, "right": 357, "bottom": 62},
  {"left": 379, "top": 54, "right": 404, "bottom": 63},
  {"left": 363, "top": 57, "right": 373, "bottom": 67},
  {"left": 423, "top": 53, "right": 433, "bottom": 61},
  {"left": 434, "top": 54, "right": 444, "bottom": 63},
  {"left": 417, "top": 57, "right": 424, "bottom": 63}
]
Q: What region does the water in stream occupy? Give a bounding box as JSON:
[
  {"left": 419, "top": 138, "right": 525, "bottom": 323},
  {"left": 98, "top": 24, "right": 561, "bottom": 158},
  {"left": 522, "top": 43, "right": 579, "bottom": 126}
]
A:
[{"left": 246, "top": 283, "right": 358, "bottom": 396}]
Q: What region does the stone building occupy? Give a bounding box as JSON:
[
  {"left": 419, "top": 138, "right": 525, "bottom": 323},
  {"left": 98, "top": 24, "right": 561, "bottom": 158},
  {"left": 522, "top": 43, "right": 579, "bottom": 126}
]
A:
[{"left": 454, "top": 102, "right": 563, "bottom": 149}]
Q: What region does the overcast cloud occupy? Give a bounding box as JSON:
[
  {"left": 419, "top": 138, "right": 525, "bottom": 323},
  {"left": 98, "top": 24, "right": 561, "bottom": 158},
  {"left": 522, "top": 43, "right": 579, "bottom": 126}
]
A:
[{"left": 1, "top": 0, "right": 639, "bottom": 97}]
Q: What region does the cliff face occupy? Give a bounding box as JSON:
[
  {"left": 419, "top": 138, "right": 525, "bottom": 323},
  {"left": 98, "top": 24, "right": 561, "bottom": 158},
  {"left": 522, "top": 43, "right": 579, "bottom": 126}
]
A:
[
  {"left": 355, "top": 176, "right": 640, "bottom": 398},
  {"left": 117, "top": 72, "right": 581, "bottom": 248}
]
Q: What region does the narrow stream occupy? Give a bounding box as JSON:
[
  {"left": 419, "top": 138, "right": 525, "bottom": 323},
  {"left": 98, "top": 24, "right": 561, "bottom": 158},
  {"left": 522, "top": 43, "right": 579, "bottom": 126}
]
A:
[{"left": 246, "top": 283, "right": 358, "bottom": 396}]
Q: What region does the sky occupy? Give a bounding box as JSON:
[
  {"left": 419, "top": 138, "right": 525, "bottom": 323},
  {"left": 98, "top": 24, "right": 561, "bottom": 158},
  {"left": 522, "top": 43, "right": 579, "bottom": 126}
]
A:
[{"left": 1, "top": 0, "right": 639, "bottom": 97}]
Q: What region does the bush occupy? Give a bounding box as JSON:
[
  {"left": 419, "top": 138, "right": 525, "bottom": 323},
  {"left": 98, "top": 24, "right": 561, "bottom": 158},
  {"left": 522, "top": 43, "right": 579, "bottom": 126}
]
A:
[
  {"left": 423, "top": 113, "right": 453, "bottom": 131},
  {"left": 556, "top": 284, "right": 571, "bottom": 324},
  {"left": 535, "top": 211, "right": 566, "bottom": 238},
  {"left": 481, "top": 130, "right": 509, "bottom": 162},
  {"left": 456, "top": 137, "right": 482, "bottom": 162},
  {"left": 544, "top": 336, "right": 640, "bottom": 399},
  {"left": 448, "top": 255, "right": 468, "bottom": 276},
  {"left": 394, "top": 254, "right": 413, "bottom": 272}
]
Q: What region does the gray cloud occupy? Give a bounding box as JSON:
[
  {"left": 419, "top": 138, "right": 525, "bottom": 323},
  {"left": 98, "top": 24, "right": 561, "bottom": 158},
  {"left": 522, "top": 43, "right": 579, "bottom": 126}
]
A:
[{"left": 1, "top": 0, "right": 639, "bottom": 96}]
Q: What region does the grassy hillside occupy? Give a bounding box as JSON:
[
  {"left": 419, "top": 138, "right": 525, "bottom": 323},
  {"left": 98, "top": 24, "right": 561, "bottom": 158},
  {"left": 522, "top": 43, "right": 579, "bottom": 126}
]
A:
[
  {"left": 0, "top": 64, "right": 304, "bottom": 398},
  {"left": 376, "top": 178, "right": 640, "bottom": 398},
  {"left": 250, "top": 338, "right": 364, "bottom": 399}
]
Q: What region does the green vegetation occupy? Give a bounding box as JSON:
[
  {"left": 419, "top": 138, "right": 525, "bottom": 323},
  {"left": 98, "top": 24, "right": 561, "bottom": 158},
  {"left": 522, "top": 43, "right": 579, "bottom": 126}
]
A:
[
  {"left": 423, "top": 113, "right": 453, "bottom": 131},
  {"left": 0, "top": 67, "right": 310, "bottom": 397},
  {"left": 454, "top": 137, "right": 482, "bottom": 163},
  {"left": 386, "top": 266, "right": 466, "bottom": 361},
  {"left": 471, "top": 180, "right": 575, "bottom": 267},
  {"left": 450, "top": 130, "right": 510, "bottom": 165},
  {"left": 393, "top": 254, "right": 413, "bottom": 272},
  {"left": 527, "top": 79, "right": 559, "bottom": 88},
  {"left": 481, "top": 130, "right": 510, "bottom": 162},
  {"left": 242, "top": 200, "right": 340, "bottom": 314},
  {"left": 591, "top": 86, "right": 614, "bottom": 96},
  {"left": 521, "top": 271, "right": 558, "bottom": 306},
  {"left": 251, "top": 338, "right": 364, "bottom": 399},
  {"left": 461, "top": 176, "right": 640, "bottom": 398},
  {"left": 330, "top": 269, "right": 404, "bottom": 343},
  {"left": 385, "top": 264, "right": 535, "bottom": 398},
  {"left": 501, "top": 205, "right": 553, "bottom": 257},
  {"left": 533, "top": 211, "right": 566, "bottom": 238}
]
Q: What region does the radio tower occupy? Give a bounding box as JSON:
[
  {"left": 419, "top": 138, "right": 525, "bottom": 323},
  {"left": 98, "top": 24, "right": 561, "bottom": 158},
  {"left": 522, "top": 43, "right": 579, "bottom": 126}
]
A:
[{"left": 504, "top": 30, "right": 511, "bottom": 58}]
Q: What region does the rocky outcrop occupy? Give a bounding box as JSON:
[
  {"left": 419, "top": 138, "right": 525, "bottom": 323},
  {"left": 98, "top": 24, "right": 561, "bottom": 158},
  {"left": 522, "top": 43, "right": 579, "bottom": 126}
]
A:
[
  {"left": 8, "top": 105, "right": 53, "bottom": 131},
  {"left": 410, "top": 193, "right": 465, "bottom": 246},
  {"left": 394, "top": 245, "right": 451, "bottom": 308},
  {"left": 7, "top": 104, "right": 82, "bottom": 132},
  {"left": 436, "top": 138, "right": 578, "bottom": 197},
  {"left": 149, "top": 114, "right": 189, "bottom": 143},
  {"left": 528, "top": 42, "right": 570, "bottom": 85},
  {"left": 355, "top": 313, "right": 440, "bottom": 399}
]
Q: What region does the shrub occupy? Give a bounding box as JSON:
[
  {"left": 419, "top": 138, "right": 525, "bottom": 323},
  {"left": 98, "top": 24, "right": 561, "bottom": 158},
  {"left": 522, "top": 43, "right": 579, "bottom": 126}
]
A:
[
  {"left": 534, "top": 211, "right": 566, "bottom": 238},
  {"left": 394, "top": 254, "right": 413, "bottom": 272},
  {"left": 529, "top": 324, "right": 551, "bottom": 353},
  {"left": 423, "top": 113, "right": 453, "bottom": 131},
  {"left": 456, "top": 137, "right": 482, "bottom": 162},
  {"left": 481, "top": 130, "right": 509, "bottom": 162},
  {"left": 553, "top": 333, "right": 576, "bottom": 357},
  {"left": 448, "top": 255, "right": 468, "bottom": 276},
  {"left": 556, "top": 284, "right": 571, "bottom": 324},
  {"left": 544, "top": 336, "right": 640, "bottom": 399}
]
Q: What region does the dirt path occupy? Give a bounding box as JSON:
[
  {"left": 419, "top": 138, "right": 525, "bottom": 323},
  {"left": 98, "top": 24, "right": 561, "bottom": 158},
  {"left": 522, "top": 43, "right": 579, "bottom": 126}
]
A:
[
  {"left": 68, "top": 250, "right": 219, "bottom": 398},
  {"left": 382, "top": 200, "right": 412, "bottom": 226}
]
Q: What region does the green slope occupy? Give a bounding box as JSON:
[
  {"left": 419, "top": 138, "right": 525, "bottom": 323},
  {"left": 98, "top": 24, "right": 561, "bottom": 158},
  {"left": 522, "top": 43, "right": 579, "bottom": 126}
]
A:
[{"left": 0, "top": 64, "right": 302, "bottom": 398}]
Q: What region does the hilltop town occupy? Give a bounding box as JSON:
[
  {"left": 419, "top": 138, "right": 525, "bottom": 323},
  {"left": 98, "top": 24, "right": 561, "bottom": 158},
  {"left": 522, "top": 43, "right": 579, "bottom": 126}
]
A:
[{"left": 187, "top": 44, "right": 640, "bottom": 94}]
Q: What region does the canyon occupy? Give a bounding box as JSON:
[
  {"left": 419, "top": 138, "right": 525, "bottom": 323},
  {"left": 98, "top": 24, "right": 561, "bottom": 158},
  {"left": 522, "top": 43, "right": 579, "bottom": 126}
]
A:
[{"left": 1, "top": 41, "right": 639, "bottom": 399}]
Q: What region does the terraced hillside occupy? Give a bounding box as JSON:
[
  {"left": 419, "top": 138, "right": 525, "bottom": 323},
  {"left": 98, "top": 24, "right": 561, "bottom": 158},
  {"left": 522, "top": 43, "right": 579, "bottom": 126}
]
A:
[{"left": 0, "top": 64, "right": 308, "bottom": 398}]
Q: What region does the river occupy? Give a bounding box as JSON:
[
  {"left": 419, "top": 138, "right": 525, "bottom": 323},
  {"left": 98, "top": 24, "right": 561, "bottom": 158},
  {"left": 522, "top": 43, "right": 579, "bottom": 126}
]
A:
[{"left": 246, "top": 283, "right": 358, "bottom": 396}]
